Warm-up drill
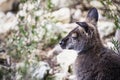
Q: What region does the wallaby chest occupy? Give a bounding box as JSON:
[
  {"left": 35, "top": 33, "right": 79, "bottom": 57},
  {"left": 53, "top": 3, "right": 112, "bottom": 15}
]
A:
[{"left": 74, "top": 54, "right": 101, "bottom": 80}]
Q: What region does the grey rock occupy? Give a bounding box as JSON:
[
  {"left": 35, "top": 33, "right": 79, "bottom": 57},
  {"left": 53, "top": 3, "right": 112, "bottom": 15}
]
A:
[
  {"left": 98, "top": 21, "right": 115, "bottom": 38},
  {"left": 57, "top": 50, "right": 77, "bottom": 73},
  {"left": 51, "top": 0, "right": 81, "bottom": 9},
  {"left": 0, "top": 12, "right": 18, "bottom": 33},
  {"left": 115, "top": 29, "right": 120, "bottom": 53},
  {"left": 90, "top": 1, "right": 103, "bottom": 8},
  {"left": 72, "top": 9, "right": 82, "bottom": 21},
  {"left": 115, "top": 29, "right": 120, "bottom": 42},
  {"left": 31, "top": 62, "right": 50, "bottom": 79},
  {"left": 16, "top": 61, "right": 50, "bottom": 80},
  {"left": 0, "top": 0, "right": 20, "bottom": 13},
  {"left": 52, "top": 8, "right": 71, "bottom": 23}
]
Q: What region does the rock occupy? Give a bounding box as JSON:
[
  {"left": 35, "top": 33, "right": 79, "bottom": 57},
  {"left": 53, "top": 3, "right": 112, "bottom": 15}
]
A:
[
  {"left": 55, "top": 50, "right": 77, "bottom": 80},
  {"left": 56, "top": 23, "right": 78, "bottom": 33},
  {"left": 0, "top": 12, "right": 18, "bottom": 33},
  {"left": 105, "top": 41, "right": 114, "bottom": 49},
  {"left": 16, "top": 61, "right": 50, "bottom": 80},
  {"left": 54, "top": 72, "right": 76, "bottom": 80},
  {"left": 90, "top": 1, "right": 103, "bottom": 8},
  {"left": 51, "top": 0, "right": 81, "bottom": 9},
  {"left": 54, "top": 73, "right": 66, "bottom": 80},
  {"left": 57, "top": 50, "right": 77, "bottom": 73},
  {"left": 98, "top": 21, "right": 115, "bottom": 38},
  {"left": 115, "top": 29, "right": 120, "bottom": 42},
  {"left": 34, "top": 10, "right": 44, "bottom": 16},
  {"left": 52, "top": 8, "right": 71, "bottom": 23},
  {"left": 69, "top": 75, "right": 76, "bottom": 80},
  {"left": 31, "top": 62, "right": 50, "bottom": 79},
  {"left": 0, "top": 12, "right": 5, "bottom": 17},
  {"left": 115, "top": 29, "right": 120, "bottom": 53},
  {"left": 0, "top": 0, "right": 20, "bottom": 13},
  {"left": 0, "top": 0, "right": 13, "bottom": 12},
  {"left": 72, "top": 9, "right": 82, "bottom": 22}
]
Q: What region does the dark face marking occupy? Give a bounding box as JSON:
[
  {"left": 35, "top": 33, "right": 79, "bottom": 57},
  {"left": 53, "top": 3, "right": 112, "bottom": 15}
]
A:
[
  {"left": 59, "top": 26, "right": 88, "bottom": 52},
  {"left": 76, "top": 22, "right": 89, "bottom": 33}
]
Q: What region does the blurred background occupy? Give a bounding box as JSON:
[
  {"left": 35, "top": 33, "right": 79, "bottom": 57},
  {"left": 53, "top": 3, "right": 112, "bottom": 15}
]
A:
[{"left": 0, "top": 0, "right": 120, "bottom": 80}]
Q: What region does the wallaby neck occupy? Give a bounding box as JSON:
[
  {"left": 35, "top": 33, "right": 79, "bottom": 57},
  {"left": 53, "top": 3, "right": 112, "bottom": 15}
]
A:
[
  {"left": 78, "top": 41, "right": 104, "bottom": 55},
  {"left": 75, "top": 42, "right": 105, "bottom": 73}
]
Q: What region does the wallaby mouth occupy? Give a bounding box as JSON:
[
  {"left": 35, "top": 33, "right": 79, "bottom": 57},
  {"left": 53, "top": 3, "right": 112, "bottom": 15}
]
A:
[
  {"left": 59, "top": 40, "right": 66, "bottom": 49},
  {"left": 59, "top": 40, "right": 75, "bottom": 50},
  {"left": 59, "top": 37, "right": 69, "bottom": 49}
]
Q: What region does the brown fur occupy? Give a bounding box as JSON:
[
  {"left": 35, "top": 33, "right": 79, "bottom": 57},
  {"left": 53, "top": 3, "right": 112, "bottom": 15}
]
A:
[{"left": 60, "top": 8, "right": 120, "bottom": 80}]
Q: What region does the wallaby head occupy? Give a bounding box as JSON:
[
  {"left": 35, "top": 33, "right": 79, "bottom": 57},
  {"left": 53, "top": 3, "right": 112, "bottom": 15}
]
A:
[{"left": 60, "top": 8, "right": 102, "bottom": 53}]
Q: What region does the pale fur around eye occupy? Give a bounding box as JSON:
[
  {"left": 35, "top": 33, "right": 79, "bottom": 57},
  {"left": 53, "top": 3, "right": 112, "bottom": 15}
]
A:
[{"left": 71, "top": 33, "right": 77, "bottom": 38}]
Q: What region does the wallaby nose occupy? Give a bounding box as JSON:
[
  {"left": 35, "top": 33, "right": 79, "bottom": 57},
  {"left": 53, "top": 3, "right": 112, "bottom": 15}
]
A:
[{"left": 59, "top": 41, "right": 64, "bottom": 46}]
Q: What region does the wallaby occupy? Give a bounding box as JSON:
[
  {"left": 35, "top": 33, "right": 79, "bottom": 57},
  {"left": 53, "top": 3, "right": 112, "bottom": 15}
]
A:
[{"left": 60, "top": 8, "right": 120, "bottom": 80}]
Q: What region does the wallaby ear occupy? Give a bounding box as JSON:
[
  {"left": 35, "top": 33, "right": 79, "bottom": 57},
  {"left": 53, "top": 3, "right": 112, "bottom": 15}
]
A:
[
  {"left": 86, "top": 7, "right": 98, "bottom": 25},
  {"left": 76, "top": 22, "right": 88, "bottom": 33}
]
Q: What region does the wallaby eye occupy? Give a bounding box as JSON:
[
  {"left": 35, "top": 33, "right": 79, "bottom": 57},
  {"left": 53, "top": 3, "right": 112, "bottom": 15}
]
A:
[{"left": 71, "top": 33, "right": 77, "bottom": 39}]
